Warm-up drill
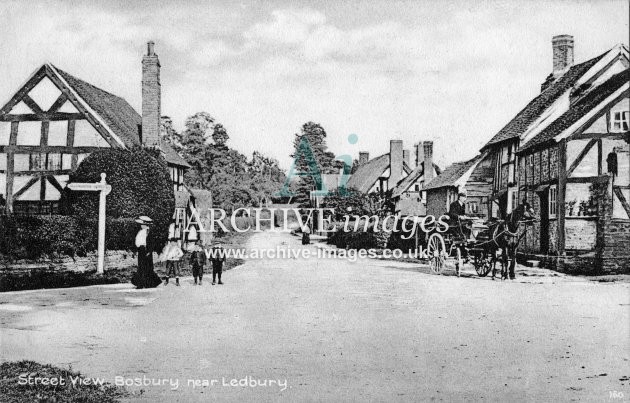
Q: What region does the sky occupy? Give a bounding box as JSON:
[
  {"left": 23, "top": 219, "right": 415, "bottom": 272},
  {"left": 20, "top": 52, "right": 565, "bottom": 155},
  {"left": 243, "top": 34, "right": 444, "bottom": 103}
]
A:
[{"left": 0, "top": 0, "right": 628, "bottom": 170}]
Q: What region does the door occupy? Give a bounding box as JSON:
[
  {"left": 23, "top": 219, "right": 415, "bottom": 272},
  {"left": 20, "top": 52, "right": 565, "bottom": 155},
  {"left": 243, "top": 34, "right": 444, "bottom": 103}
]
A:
[{"left": 539, "top": 190, "right": 549, "bottom": 253}]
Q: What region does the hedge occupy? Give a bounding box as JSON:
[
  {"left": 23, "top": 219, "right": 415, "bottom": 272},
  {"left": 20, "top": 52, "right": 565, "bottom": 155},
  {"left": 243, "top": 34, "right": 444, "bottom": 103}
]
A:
[
  {"left": 0, "top": 215, "right": 137, "bottom": 260},
  {"left": 62, "top": 148, "right": 174, "bottom": 252}
]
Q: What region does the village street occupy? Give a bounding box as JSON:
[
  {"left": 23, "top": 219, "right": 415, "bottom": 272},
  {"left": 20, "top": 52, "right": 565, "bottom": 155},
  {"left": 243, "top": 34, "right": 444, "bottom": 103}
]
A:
[{"left": 0, "top": 231, "right": 629, "bottom": 402}]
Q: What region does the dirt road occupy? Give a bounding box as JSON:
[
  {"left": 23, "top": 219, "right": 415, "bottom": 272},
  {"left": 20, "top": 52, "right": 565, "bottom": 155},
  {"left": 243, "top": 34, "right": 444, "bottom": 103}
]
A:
[{"left": 1, "top": 231, "right": 628, "bottom": 402}]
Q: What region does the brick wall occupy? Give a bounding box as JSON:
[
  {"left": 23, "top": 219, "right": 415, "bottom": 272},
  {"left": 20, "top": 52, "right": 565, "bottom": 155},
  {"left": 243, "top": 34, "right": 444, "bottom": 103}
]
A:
[
  {"left": 565, "top": 219, "right": 597, "bottom": 250},
  {"left": 549, "top": 146, "right": 558, "bottom": 179},
  {"left": 541, "top": 148, "right": 549, "bottom": 182},
  {"left": 533, "top": 151, "right": 541, "bottom": 184}
]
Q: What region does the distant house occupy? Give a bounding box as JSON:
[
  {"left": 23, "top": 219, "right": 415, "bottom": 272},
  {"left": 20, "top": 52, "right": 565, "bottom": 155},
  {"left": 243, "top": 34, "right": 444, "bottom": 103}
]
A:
[
  {"left": 423, "top": 152, "right": 493, "bottom": 219},
  {"left": 481, "top": 35, "right": 629, "bottom": 273},
  {"left": 0, "top": 42, "right": 193, "bottom": 236},
  {"left": 346, "top": 139, "right": 440, "bottom": 215},
  {"left": 391, "top": 141, "right": 441, "bottom": 216}
]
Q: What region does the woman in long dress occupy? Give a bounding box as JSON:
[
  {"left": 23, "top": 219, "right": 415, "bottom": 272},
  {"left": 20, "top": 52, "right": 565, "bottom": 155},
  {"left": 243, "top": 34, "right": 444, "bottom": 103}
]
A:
[{"left": 131, "top": 216, "right": 162, "bottom": 289}]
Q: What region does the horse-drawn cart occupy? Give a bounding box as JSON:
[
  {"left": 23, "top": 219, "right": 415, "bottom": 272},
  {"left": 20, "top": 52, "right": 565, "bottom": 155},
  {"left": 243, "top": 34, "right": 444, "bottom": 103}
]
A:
[
  {"left": 426, "top": 218, "right": 497, "bottom": 277},
  {"left": 425, "top": 201, "right": 536, "bottom": 279}
]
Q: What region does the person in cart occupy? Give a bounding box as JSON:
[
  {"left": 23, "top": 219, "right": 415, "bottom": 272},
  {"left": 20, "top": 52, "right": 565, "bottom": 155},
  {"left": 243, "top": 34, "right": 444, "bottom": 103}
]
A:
[{"left": 448, "top": 188, "right": 474, "bottom": 242}]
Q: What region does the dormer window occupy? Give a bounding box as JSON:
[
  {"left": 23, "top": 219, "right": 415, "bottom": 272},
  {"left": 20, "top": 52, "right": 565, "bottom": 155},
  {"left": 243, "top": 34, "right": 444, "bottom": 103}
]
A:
[{"left": 611, "top": 111, "right": 629, "bottom": 132}]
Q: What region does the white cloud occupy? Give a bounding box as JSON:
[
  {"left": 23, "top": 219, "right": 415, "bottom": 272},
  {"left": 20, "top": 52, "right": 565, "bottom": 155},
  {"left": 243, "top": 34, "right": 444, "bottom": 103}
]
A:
[{"left": 244, "top": 8, "right": 326, "bottom": 45}]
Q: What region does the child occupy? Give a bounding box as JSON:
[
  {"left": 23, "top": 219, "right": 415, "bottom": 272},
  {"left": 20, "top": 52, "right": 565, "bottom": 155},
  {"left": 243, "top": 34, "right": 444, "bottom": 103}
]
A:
[
  {"left": 189, "top": 239, "right": 205, "bottom": 285},
  {"left": 163, "top": 238, "right": 184, "bottom": 286},
  {"left": 209, "top": 241, "right": 227, "bottom": 285}
]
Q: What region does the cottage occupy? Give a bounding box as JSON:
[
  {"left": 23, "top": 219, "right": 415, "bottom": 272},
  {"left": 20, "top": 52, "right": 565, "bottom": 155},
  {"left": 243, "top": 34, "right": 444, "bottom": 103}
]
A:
[
  {"left": 424, "top": 152, "right": 494, "bottom": 219},
  {"left": 0, "top": 42, "right": 194, "bottom": 236},
  {"left": 346, "top": 140, "right": 440, "bottom": 215},
  {"left": 481, "top": 35, "right": 629, "bottom": 273},
  {"left": 391, "top": 141, "right": 441, "bottom": 216}
]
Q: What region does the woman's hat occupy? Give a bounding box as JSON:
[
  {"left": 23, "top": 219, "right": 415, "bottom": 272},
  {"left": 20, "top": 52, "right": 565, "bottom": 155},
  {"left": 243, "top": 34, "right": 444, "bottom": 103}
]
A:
[{"left": 135, "top": 216, "right": 154, "bottom": 225}]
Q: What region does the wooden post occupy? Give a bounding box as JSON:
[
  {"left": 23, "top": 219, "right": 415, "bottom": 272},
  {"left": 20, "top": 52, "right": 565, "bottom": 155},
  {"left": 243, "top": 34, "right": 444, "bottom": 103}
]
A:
[
  {"left": 67, "top": 173, "right": 111, "bottom": 274},
  {"left": 97, "top": 173, "right": 107, "bottom": 274},
  {"left": 557, "top": 139, "right": 567, "bottom": 254}
]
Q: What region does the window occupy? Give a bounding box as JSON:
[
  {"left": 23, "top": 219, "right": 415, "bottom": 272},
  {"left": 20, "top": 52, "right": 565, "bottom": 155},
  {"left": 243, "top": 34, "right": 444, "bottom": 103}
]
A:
[
  {"left": 468, "top": 201, "right": 479, "bottom": 214},
  {"left": 47, "top": 154, "right": 62, "bottom": 170},
  {"left": 549, "top": 185, "right": 557, "bottom": 218},
  {"left": 611, "top": 111, "right": 629, "bottom": 132},
  {"left": 29, "top": 153, "right": 46, "bottom": 171},
  {"left": 421, "top": 190, "right": 427, "bottom": 204}
]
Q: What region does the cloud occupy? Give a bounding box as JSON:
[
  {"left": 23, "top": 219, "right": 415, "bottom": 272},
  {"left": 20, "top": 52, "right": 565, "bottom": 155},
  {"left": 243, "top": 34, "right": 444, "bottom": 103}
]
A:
[{"left": 244, "top": 8, "right": 326, "bottom": 45}]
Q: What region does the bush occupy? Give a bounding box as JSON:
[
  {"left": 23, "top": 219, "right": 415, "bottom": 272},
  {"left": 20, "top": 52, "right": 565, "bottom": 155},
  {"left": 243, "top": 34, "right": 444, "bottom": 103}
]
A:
[
  {"left": 62, "top": 148, "right": 175, "bottom": 251},
  {"left": 0, "top": 215, "right": 137, "bottom": 260}
]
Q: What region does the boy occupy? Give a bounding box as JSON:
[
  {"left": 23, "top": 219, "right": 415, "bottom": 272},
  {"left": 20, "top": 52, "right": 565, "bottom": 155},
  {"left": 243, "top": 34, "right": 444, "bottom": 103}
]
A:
[
  {"left": 209, "top": 241, "right": 227, "bottom": 285},
  {"left": 189, "top": 239, "right": 206, "bottom": 285},
  {"left": 163, "top": 238, "right": 183, "bottom": 286}
]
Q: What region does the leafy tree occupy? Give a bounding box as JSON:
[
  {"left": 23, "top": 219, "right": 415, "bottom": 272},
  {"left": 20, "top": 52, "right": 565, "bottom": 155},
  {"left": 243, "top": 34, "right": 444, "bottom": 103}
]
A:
[
  {"left": 180, "top": 112, "right": 215, "bottom": 188},
  {"left": 290, "top": 122, "right": 338, "bottom": 207},
  {"left": 160, "top": 116, "right": 183, "bottom": 153},
  {"left": 212, "top": 123, "right": 229, "bottom": 146}
]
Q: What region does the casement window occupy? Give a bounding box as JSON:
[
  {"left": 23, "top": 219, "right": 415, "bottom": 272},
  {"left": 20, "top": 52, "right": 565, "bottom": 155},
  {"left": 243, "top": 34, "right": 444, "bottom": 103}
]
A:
[
  {"left": 549, "top": 185, "right": 557, "bottom": 218},
  {"left": 611, "top": 111, "right": 629, "bottom": 132},
  {"left": 28, "top": 153, "right": 63, "bottom": 171},
  {"left": 468, "top": 201, "right": 479, "bottom": 214},
  {"left": 421, "top": 190, "right": 427, "bottom": 204}
]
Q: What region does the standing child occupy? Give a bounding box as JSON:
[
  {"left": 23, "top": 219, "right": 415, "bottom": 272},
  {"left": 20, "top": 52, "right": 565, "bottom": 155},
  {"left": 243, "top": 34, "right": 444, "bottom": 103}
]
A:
[
  {"left": 189, "top": 239, "right": 205, "bottom": 285},
  {"left": 162, "top": 239, "right": 184, "bottom": 286},
  {"left": 209, "top": 241, "right": 227, "bottom": 285}
]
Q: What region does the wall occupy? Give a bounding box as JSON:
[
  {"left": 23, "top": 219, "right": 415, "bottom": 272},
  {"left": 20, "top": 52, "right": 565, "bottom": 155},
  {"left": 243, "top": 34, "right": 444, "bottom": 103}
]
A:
[
  {"left": 396, "top": 191, "right": 426, "bottom": 216},
  {"left": 426, "top": 188, "right": 448, "bottom": 217}
]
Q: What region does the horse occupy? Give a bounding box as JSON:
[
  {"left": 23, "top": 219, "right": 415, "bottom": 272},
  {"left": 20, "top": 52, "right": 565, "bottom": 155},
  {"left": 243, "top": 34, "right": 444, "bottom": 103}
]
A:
[{"left": 491, "top": 200, "right": 536, "bottom": 280}]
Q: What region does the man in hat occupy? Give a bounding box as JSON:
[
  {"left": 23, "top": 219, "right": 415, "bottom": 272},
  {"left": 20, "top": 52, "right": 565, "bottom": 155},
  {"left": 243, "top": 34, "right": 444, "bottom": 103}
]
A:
[
  {"left": 448, "top": 189, "right": 472, "bottom": 275},
  {"left": 209, "top": 241, "right": 227, "bottom": 285}
]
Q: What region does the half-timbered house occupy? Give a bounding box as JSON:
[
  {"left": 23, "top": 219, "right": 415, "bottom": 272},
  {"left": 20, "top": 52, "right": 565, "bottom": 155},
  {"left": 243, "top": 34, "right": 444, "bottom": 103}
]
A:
[
  {"left": 424, "top": 152, "right": 494, "bottom": 219},
  {"left": 480, "top": 35, "right": 628, "bottom": 273},
  {"left": 0, "top": 42, "right": 191, "bottom": 222}
]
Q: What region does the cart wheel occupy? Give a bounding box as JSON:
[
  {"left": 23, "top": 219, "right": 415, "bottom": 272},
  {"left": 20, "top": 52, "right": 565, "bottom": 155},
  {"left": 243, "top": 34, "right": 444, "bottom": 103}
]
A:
[
  {"left": 474, "top": 252, "right": 493, "bottom": 277},
  {"left": 427, "top": 233, "right": 446, "bottom": 274}
]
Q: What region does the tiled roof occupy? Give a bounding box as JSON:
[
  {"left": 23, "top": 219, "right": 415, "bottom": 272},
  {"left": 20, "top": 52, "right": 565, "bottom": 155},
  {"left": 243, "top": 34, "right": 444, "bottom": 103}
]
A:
[
  {"left": 482, "top": 51, "right": 607, "bottom": 148},
  {"left": 391, "top": 162, "right": 441, "bottom": 197},
  {"left": 346, "top": 154, "right": 389, "bottom": 193},
  {"left": 423, "top": 156, "right": 480, "bottom": 190},
  {"left": 519, "top": 71, "right": 629, "bottom": 153},
  {"left": 53, "top": 65, "right": 190, "bottom": 168}
]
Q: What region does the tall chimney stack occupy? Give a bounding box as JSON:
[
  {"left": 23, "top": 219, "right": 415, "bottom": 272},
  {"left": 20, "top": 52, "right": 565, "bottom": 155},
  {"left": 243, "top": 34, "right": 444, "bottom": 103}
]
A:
[
  {"left": 359, "top": 151, "right": 370, "bottom": 165},
  {"left": 389, "top": 140, "right": 403, "bottom": 189},
  {"left": 142, "top": 40, "right": 161, "bottom": 148},
  {"left": 415, "top": 142, "right": 425, "bottom": 168},
  {"left": 552, "top": 35, "right": 574, "bottom": 78},
  {"left": 403, "top": 149, "right": 410, "bottom": 168},
  {"left": 423, "top": 141, "right": 434, "bottom": 183}
]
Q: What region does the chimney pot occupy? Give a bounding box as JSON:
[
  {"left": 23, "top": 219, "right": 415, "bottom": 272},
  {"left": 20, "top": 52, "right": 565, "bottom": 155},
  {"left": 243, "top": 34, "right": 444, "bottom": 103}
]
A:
[
  {"left": 147, "top": 41, "right": 155, "bottom": 56},
  {"left": 552, "top": 35, "right": 574, "bottom": 77}
]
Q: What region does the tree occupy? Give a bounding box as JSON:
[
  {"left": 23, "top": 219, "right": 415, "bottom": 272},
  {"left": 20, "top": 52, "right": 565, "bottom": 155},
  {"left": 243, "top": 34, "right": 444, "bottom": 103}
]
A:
[
  {"left": 290, "top": 122, "right": 337, "bottom": 207},
  {"left": 160, "top": 116, "right": 183, "bottom": 153},
  {"left": 180, "top": 112, "right": 215, "bottom": 188},
  {"left": 212, "top": 123, "right": 229, "bottom": 146}
]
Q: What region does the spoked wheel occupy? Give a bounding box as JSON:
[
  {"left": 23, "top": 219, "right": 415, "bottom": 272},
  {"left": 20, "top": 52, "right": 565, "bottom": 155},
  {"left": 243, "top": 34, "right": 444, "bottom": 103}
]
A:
[
  {"left": 427, "top": 233, "right": 446, "bottom": 274},
  {"left": 472, "top": 250, "right": 493, "bottom": 277}
]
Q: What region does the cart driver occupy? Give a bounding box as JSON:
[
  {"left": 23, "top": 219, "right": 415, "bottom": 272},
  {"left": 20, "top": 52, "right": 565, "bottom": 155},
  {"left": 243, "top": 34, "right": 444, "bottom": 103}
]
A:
[{"left": 448, "top": 188, "right": 473, "bottom": 241}]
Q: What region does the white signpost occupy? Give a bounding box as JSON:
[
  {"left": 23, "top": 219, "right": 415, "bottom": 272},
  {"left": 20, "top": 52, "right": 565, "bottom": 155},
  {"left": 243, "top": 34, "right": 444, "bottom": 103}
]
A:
[{"left": 67, "top": 173, "right": 112, "bottom": 274}]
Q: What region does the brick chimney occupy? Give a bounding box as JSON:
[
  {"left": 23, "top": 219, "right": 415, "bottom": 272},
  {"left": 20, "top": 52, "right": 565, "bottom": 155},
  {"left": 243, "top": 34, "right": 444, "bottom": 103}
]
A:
[
  {"left": 142, "top": 41, "right": 161, "bottom": 148},
  {"left": 552, "top": 35, "right": 574, "bottom": 78},
  {"left": 389, "top": 140, "right": 403, "bottom": 189},
  {"left": 403, "top": 149, "right": 410, "bottom": 167},
  {"left": 415, "top": 142, "right": 424, "bottom": 168},
  {"left": 423, "top": 141, "right": 434, "bottom": 183},
  {"left": 359, "top": 151, "right": 370, "bottom": 165}
]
